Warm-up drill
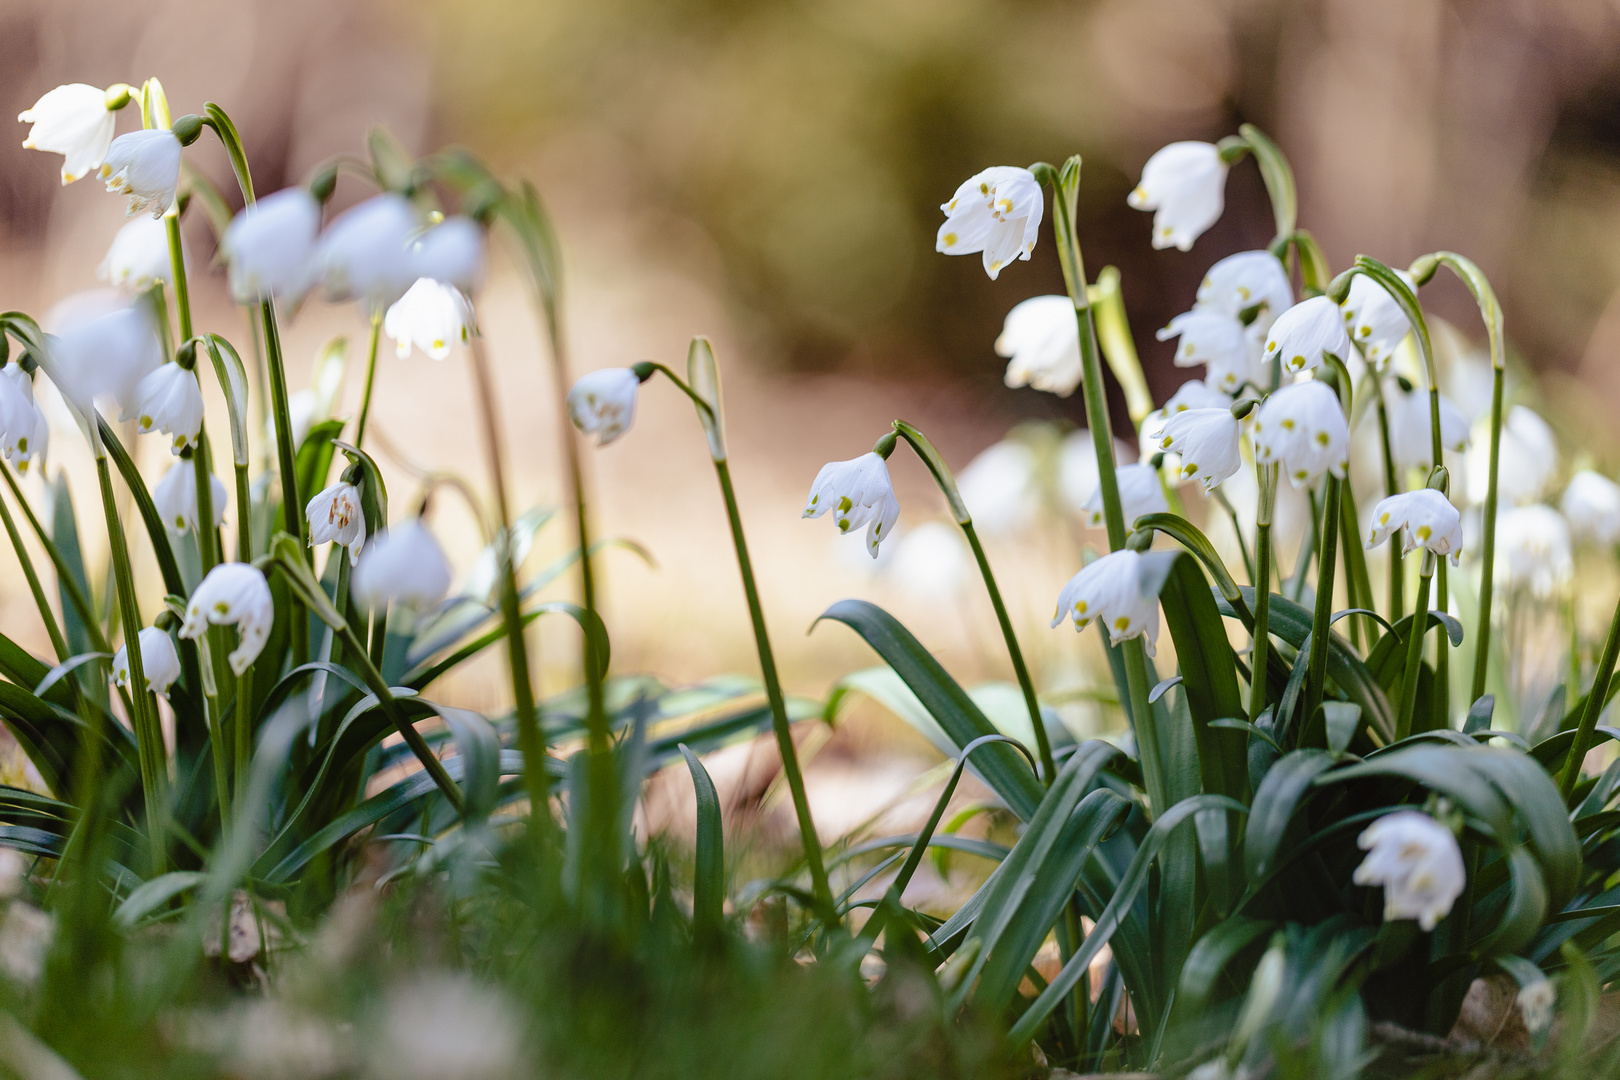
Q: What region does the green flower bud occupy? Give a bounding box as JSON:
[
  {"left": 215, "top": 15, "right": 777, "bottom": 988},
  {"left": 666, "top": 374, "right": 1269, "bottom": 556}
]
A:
[{"left": 170, "top": 114, "right": 204, "bottom": 146}]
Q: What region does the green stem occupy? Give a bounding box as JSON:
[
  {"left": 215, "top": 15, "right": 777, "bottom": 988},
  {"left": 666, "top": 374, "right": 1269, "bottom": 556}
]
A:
[
  {"left": 1304, "top": 477, "right": 1341, "bottom": 732},
  {"left": 0, "top": 479, "right": 70, "bottom": 662},
  {"left": 199, "top": 642, "right": 231, "bottom": 835},
  {"left": 234, "top": 665, "right": 253, "bottom": 824},
  {"left": 1214, "top": 487, "right": 1255, "bottom": 582},
  {"left": 1374, "top": 389, "right": 1404, "bottom": 622},
  {"left": 353, "top": 313, "right": 382, "bottom": 448},
  {"left": 0, "top": 464, "right": 108, "bottom": 654},
  {"left": 1562, "top": 593, "right": 1620, "bottom": 800},
  {"left": 261, "top": 301, "right": 308, "bottom": 664},
  {"left": 190, "top": 443, "right": 219, "bottom": 574},
  {"left": 1249, "top": 466, "right": 1277, "bottom": 725},
  {"left": 962, "top": 521, "right": 1054, "bottom": 783},
  {"left": 1397, "top": 562, "right": 1434, "bottom": 742},
  {"left": 164, "top": 215, "right": 192, "bottom": 341},
  {"left": 1472, "top": 366, "right": 1505, "bottom": 704}
]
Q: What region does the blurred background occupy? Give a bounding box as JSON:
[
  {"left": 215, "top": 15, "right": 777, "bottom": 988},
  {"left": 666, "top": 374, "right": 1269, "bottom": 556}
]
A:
[{"left": 4, "top": 0, "right": 1620, "bottom": 837}]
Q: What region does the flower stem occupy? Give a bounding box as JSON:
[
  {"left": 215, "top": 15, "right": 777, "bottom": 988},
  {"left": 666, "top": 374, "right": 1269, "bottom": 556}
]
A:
[
  {"left": 0, "top": 479, "right": 70, "bottom": 663},
  {"left": 1374, "top": 388, "right": 1404, "bottom": 622},
  {"left": 1472, "top": 365, "right": 1505, "bottom": 704},
  {"left": 234, "top": 665, "right": 253, "bottom": 823},
  {"left": 164, "top": 215, "right": 192, "bottom": 341},
  {"left": 1249, "top": 465, "right": 1277, "bottom": 725},
  {"left": 260, "top": 301, "right": 308, "bottom": 664},
  {"left": 1304, "top": 476, "right": 1341, "bottom": 732},
  {"left": 353, "top": 312, "right": 382, "bottom": 448},
  {"left": 1562, "top": 593, "right": 1620, "bottom": 800},
  {"left": 1397, "top": 558, "right": 1434, "bottom": 742}
]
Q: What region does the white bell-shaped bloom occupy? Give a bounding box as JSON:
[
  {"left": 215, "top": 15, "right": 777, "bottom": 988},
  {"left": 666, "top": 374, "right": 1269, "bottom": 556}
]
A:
[
  {"left": 1127, "top": 142, "right": 1228, "bottom": 252},
  {"left": 99, "top": 216, "right": 173, "bottom": 289},
  {"left": 220, "top": 187, "right": 322, "bottom": 303},
  {"left": 353, "top": 520, "right": 454, "bottom": 611},
  {"left": 1353, "top": 810, "right": 1465, "bottom": 931},
  {"left": 1157, "top": 408, "right": 1242, "bottom": 493},
  {"left": 566, "top": 368, "right": 640, "bottom": 447},
  {"left": 0, "top": 367, "right": 48, "bottom": 476},
  {"left": 935, "top": 166, "right": 1043, "bottom": 279},
  {"left": 996, "top": 296, "right": 1079, "bottom": 396},
  {"left": 1468, "top": 406, "right": 1558, "bottom": 506},
  {"left": 803, "top": 452, "right": 900, "bottom": 558},
  {"left": 314, "top": 193, "right": 420, "bottom": 312},
  {"left": 957, "top": 440, "right": 1038, "bottom": 536},
  {"left": 47, "top": 304, "right": 161, "bottom": 416},
  {"left": 1157, "top": 309, "right": 1255, "bottom": 393},
  {"left": 180, "top": 562, "right": 274, "bottom": 676},
  {"left": 1385, "top": 382, "right": 1469, "bottom": 472},
  {"left": 1263, "top": 296, "right": 1351, "bottom": 375},
  {"left": 124, "top": 363, "right": 203, "bottom": 453},
  {"left": 1495, "top": 505, "right": 1572, "bottom": 599},
  {"left": 1562, "top": 470, "right": 1620, "bottom": 547},
  {"left": 153, "top": 461, "right": 227, "bottom": 535},
  {"left": 1144, "top": 379, "right": 1233, "bottom": 442},
  {"left": 99, "top": 129, "right": 181, "bottom": 219},
  {"left": 1051, "top": 549, "right": 1163, "bottom": 656},
  {"left": 112, "top": 626, "right": 180, "bottom": 698},
  {"left": 1342, "top": 271, "right": 1414, "bottom": 368},
  {"left": 1083, "top": 462, "right": 1168, "bottom": 529},
  {"left": 1251, "top": 380, "right": 1350, "bottom": 488},
  {"left": 1195, "top": 250, "right": 1292, "bottom": 332},
  {"left": 1366, "top": 489, "right": 1463, "bottom": 564},
  {"left": 1057, "top": 430, "right": 1135, "bottom": 515},
  {"left": 306, "top": 480, "right": 366, "bottom": 565},
  {"left": 1517, "top": 978, "right": 1556, "bottom": 1036},
  {"left": 18, "top": 84, "right": 118, "bottom": 184},
  {"left": 409, "top": 216, "right": 484, "bottom": 291},
  {"left": 383, "top": 279, "right": 474, "bottom": 360},
  {"left": 284, "top": 388, "right": 319, "bottom": 449},
  {"left": 889, "top": 521, "right": 971, "bottom": 601}
]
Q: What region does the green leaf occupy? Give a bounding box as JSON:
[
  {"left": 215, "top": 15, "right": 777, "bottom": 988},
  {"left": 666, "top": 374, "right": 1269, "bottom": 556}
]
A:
[
  {"left": 404, "top": 601, "right": 608, "bottom": 691},
  {"left": 114, "top": 871, "right": 206, "bottom": 928},
  {"left": 1159, "top": 553, "right": 1248, "bottom": 802},
  {"left": 1244, "top": 749, "right": 1337, "bottom": 881},
  {"left": 46, "top": 473, "right": 95, "bottom": 660},
  {"left": 203, "top": 335, "right": 253, "bottom": 469},
  {"left": 296, "top": 419, "right": 347, "bottom": 510},
  {"left": 680, "top": 744, "right": 724, "bottom": 939},
  {"left": 1134, "top": 513, "right": 1249, "bottom": 618},
  {"left": 1175, "top": 916, "right": 1275, "bottom": 1013},
  {"left": 97, "top": 418, "right": 185, "bottom": 600}
]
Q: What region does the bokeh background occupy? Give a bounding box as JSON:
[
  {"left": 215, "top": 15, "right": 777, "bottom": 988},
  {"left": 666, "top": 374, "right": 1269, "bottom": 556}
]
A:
[{"left": 5, "top": 0, "right": 1620, "bottom": 838}]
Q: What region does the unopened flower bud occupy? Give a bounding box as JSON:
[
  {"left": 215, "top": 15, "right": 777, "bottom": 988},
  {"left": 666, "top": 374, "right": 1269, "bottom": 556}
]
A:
[
  {"left": 308, "top": 162, "right": 339, "bottom": 205},
  {"left": 170, "top": 114, "right": 203, "bottom": 147}
]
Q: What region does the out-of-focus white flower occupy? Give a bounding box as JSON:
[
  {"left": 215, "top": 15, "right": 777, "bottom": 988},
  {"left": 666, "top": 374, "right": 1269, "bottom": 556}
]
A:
[
  {"left": 1263, "top": 296, "right": 1351, "bottom": 375},
  {"left": 0, "top": 367, "right": 48, "bottom": 476},
  {"left": 1517, "top": 978, "right": 1556, "bottom": 1035},
  {"left": 1051, "top": 549, "right": 1164, "bottom": 656},
  {"left": 112, "top": 626, "right": 181, "bottom": 698},
  {"left": 314, "top": 193, "right": 420, "bottom": 312},
  {"left": 1252, "top": 381, "right": 1349, "bottom": 488},
  {"left": 996, "top": 295, "right": 1079, "bottom": 396},
  {"left": 283, "top": 388, "right": 319, "bottom": 449},
  {"left": 1366, "top": 489, "right": 1463, "bottom": 564},
  {"left": 1468, "top": 406, "right": 1558, "bottom": 506},
  {"left": 936, "top": 166, "right": 1043, "bottom": 279},
  {"left": 410, "top": 216, "right": 484, "bottom": 291},
  {"left": 353, "top": 520, "right": 454, "bottom": 611},
  {"left": 124, "top": 362, "right": 203, "bottom": 453},
  {"left": 0, "top": 849, "right": 25, "bottom": 900},
  {"left": 99, "top": 129, "right": 181, "bottom": 218},
  {"left": 1127, "top": 142, "right": 1227, "bottom": 251},
  {"left": 19, "top": 84, "right": 118, "bottom": 184},
  {"left": 1353, "top": 810, "right": 1465, "bottom": 931},
  {"left": 1342, "top": 271, "right": 1414, "bottom": 368},
  {"left": 181, "top": 563, "right": 274, "bottom": 676},
  {"left": 1195, "top": 250, "right": 1292, "bottom": 332},
  {"left": 1083, "top": 462, "right": 1168, "bottom": 529},
  {"left": 1157, "top": 309, "right": 1255, "bottom": 393},
  {"left": 1495, "top": 504, "right": 1572, "bottom": 599},
  {"left": 804, "top": 452, "right": 900, "bottom": 558},
  {"left": 99, "top": 215, "right": 173, "bottom": 289},
  {"left": 307, "top": 480, "right": 366, "bottom": 565},
  {"left": 368, "top": 973, "right": 523, "bottom": 1080},
  {"left": 384, "top": 279, "right": 474, "bottom": 360},
  {"left": 957, "top": 440, "right": 1038, "bottom": 536},
  {"left": 566, "top": 368, "right": 640, "bottom": 447},
  {"left": 153, "top": 461, "right": 227, "bottom": 535},
  {"left": 1157, "top": 408, "right": 1242, "bottom": 493},
  {"left": 1562, "top": 470, "right": 1620, "bottom": 547},
  {"left": 48, "top": 304, "right": 162, "bottom": 415},
  {"left": 0, "top": 903, "right": 52, "bottom": 986},
  {"left": 890, "top": 521, "right": 970, "bottom": 601},
  {"left": 221, "top": 187, "right": 322, "bottom": 303},
  {"left": 1385, "top": 382, "right": 1469, "bottom": 473},
  {"left": 1058, "top": 430, "right": 1133, "bottom": 515},
  {"left": 1144, "top": 379, "right": 1234, "bottom": 443}
]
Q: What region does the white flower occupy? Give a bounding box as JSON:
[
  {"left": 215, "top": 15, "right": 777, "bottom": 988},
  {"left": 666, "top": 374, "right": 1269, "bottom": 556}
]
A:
[
  {"left": 1083, "top": 463, "right": 1168, "bottom": 529},
  {"left": 99, "top": 129, "right": 181, "bottom": 219},
  {"left": 1195, "top": 250, "right": 1292, "bottom": 332},
  {"left": 1517, "top": 978, "right": 1556, "bottom": 1035},
  {"left": 1051, "top": 549, "right": 1164, "bottom": 656},
  {"left": 1251, "top": 381, "right": 1350, "bottom": 488},
  {"left": 1353, "top": 810, "right": 1465, "bottom": 931},
  {"left": 935, "top": 166, "right": 1043, "bottom": 279},
  {"left": 369, "top": 973, "right": 522, "bottom": 1080},
  {"left": 99, "top": 216, "right": 173, "bottom": 289},
  {"left": 957, "top": 440, "right": 1038, "bottom": 536},
  {"left": 996, "top": 296, "right": 1079, "bottom": 396},
  {"left": 1157, "top": 309, "right": 1255, "bottom": 393},
  {"left": 1127, "top": 142, "right": 1228, "bottom": 251},
  {"left": 1468, "top": 406, "right": 1558, "bottom": 506},
  {"left": 284, "top": 388, "right": 320, "bottom": 449},
  {"left": 306, "top": 481, "right": 367, "bottom": 565},
  {"left": 1384, "top": 381, "right": 1469, "bottom": 473},
  {"left": 180, "top": 563, "right": 274, "bottom": 676},
  {"left": 0, "top": 367, "right": 48, "bottom": 476},
  {"left": 314, "top": 193, "right": 420, "bottom": 312},
  {"left": 1157, "top": 409, "right": 1242, "bottom": 493},
  {"left": 890, "top": 521, "right": 971, "bottom": 601},
  {"left": 220, "top": 187, "right": 322, "bottom": 303},
  {"left": 352, "top": 520, "right": 454, "bottom": 611},
  {"left": 1263, "top": 296, "right": 1351, "bottom": 375},
  {"left": 384, "top": 279, "right": 475, "bottom": 360},
  {"left": 1058, "top": 430, "right": 1133, "bottom": 515},
  {"left": 409, "top": 216, "right": 484, "bottom": 290},
  {"left": 1366, "top": 489, "right": 1463, "bottom": 564},
  {"left": 112, "top": 626, "right": 181, "bottom": 698},
  {"left": 18, "top": 84, "right": 117, "bottom": 184},
  {"left": 153, "top": 461, "right": 227, "bottom": 535},
  {"left": 47, "top": 304, "right": 161, "bottom": 415},
  {"left": 803, "top": 452, "right": 900, "bottom": 558},
  {"left": 123, "top": 363, "right": 203, "bottom": 453},
  {"left": 1495, "top": 505, "right": 1572, "bottom": 599},
  {"left": 566, "top": 368, "right": 640, "bottom": 446},
  {"left": 1342, "top": 271, "right": 1414, "bottom": 368},
  {"left": 1561, "top": 470, "right": 1620, "bottom": 547},
  {"left": 1144, "top": 379, "right": 1233, "bottom": 442}
]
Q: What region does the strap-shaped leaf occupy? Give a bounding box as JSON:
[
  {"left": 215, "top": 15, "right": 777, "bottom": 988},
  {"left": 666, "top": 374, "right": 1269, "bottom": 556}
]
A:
[
  {"left": 679, "top": 744, "right": 724, "bottom": 938},
  {"left": 1244, "top": 749, "right": 1337, "bottom": 881},
  {"left": 1159, "top": 553, "right": 1249, "bottom": 802}
]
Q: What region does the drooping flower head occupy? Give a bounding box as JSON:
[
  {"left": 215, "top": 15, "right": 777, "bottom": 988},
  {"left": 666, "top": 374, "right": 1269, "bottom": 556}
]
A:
[
  {"left": 47, "top": 304, "right": 162, "bottom": 416},
  {"left": 1495, "top": 504, "right": 1572, "bottom": 599},
  {"left": 112, "top": 626, "right": 180, "bottom": 698},
  {"left": 1384, "top": 381, "right": 1469, "bottom": 473},
  {"left": 1157, "top": 408, "right": 1243, "bottom": 493},
  {"left": 99, "top": 216, "right": 173, "bottom": 289},
  {"left": 957, "top": 440, "right": 1038, "bottom": 536},
  {"left": 99, "top": 129, "right": 181, "bottom": 218},
  {"left": 1157, "top": 309, "right": 1256, "bottom": 393},
  {"left": 567, "top": 368, "right": 641, "bottom": 447},
  {"left": 153, "top": 461, "right": 227, "bottom": 535},
  {"left": 1468, "top": 406, "right": 1558, "bottom": 506},
  {"left": 995, "top": 295, "right": 1079, "bottom": 396},
  {"left": 1127, "top": 142, "right": 1228, "bottom": 251},
  {"left": 1051, "top": 549, "right": 1165, "bottom": 656},
  {"left": 1562, "top": 470, "right": 1620, "bottom": 547},
  {"left": 313, "top": 193, "right": 420, "bottom": 312},
  {"left": 1083, "top": 462, "right": 1169, "bottom": 529},
  {"left": 352, "top": 520, "right": 454, "bottom": 612},
  {"left": 0, "top": 367, "right": 48, "bottom": 476},
  {"left": 124, "top": 363, "right": 204, "bottom": 453},
  {"left": 1263, "top": 296, "right": 1351, "bottom": 375},
  {"left": 180, "top": 563, "right": 274, "bottom": 676},
  {"left": 936, "top": 166, "right": 1043, "bottom": 279},
  {"left": 1341, "top": 270, "right": 1414, "bottom": 368},
  {"left": 19, "top": 83, "right": 120, "bottom": 184},
  {"left": 803, "top": 452, "right": 900, "bottom": 558},
  {"left": 306, "top": 480, "right": 367, "bottom": 565},
  {"left": 1366, "top": 489, "right": 1463, "bottom": 564},
  {"left": 384, "top": 279, "right": 475, "bottom": 360},
  {"left": 220, "top": 187, "right": 322, "bottom": 303},
  {"left": 1251, "top": 380, "right": 1349, "bottom": 488},
  {"left": 409, "top": 216, "right": 485, "bottom": 291},
  {"left": 1353, "top": 810, "right": 1466, "bottom": 931},
  {"left": 889, "top": 521, "right": 971, "bottom": 601},
  {"left": 1195, "top": 250, "right": 1292, "bottom": 332}
]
